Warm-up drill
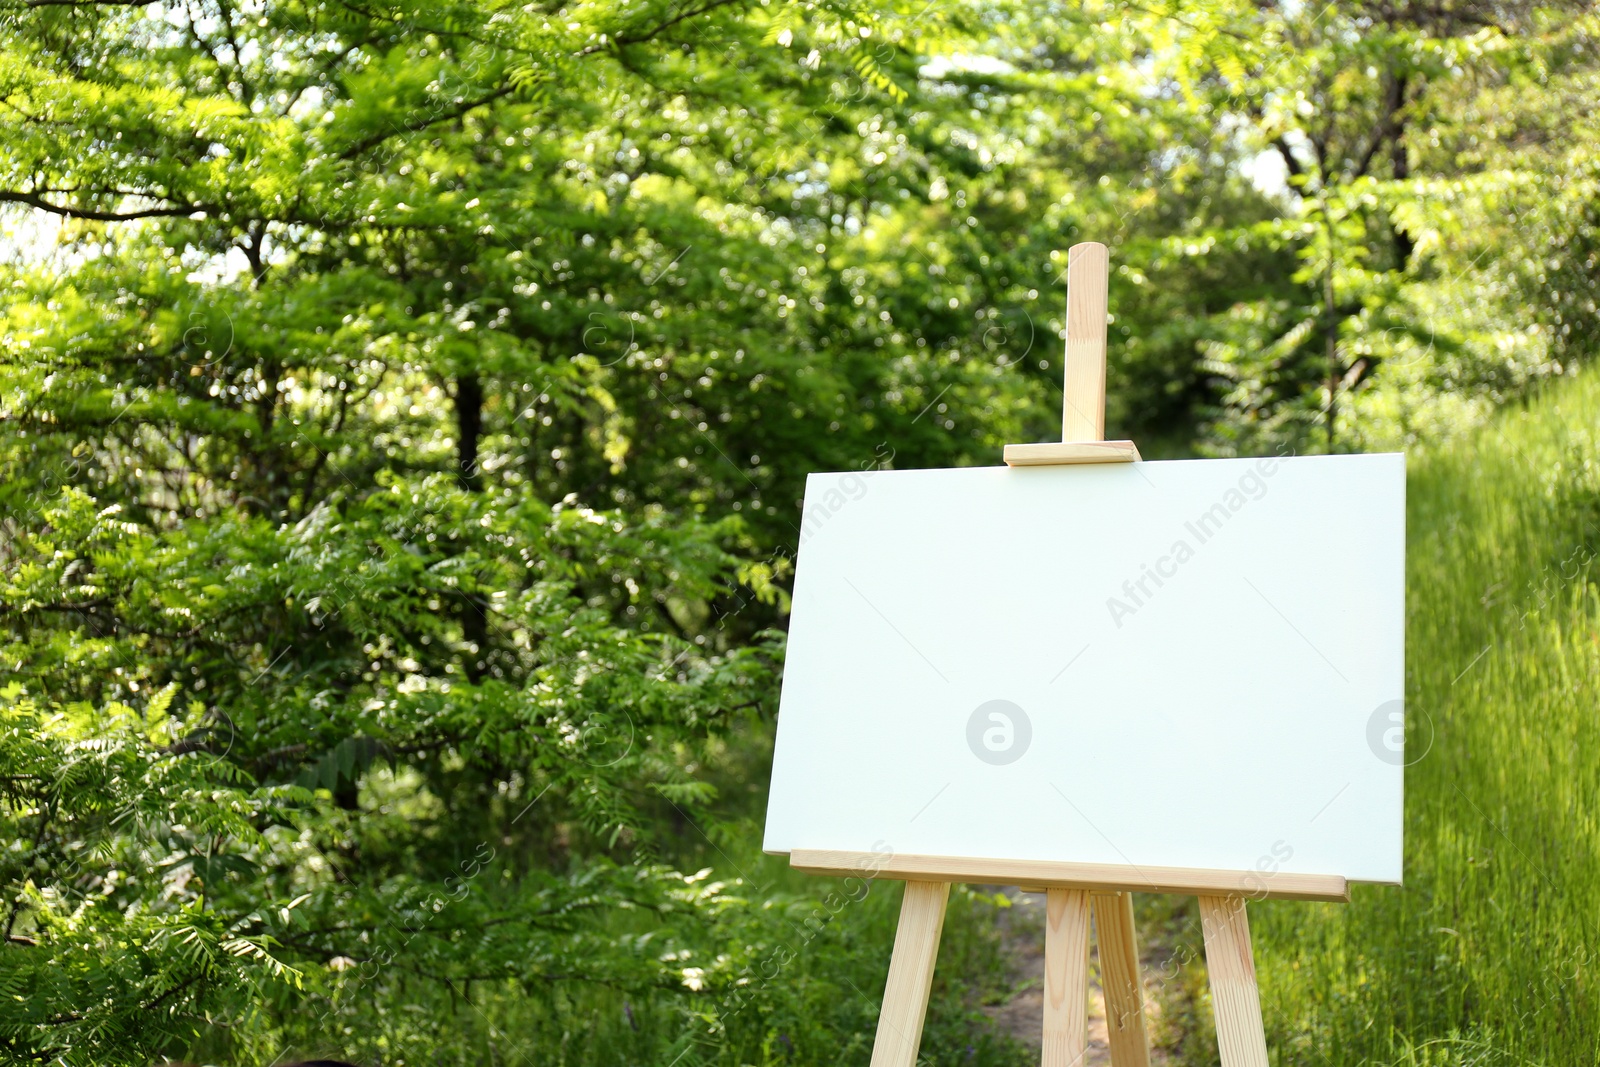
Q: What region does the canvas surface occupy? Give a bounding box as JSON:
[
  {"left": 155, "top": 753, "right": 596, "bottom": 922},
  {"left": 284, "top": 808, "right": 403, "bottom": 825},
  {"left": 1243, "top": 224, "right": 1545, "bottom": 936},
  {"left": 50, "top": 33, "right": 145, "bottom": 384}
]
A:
[{"left": 763, "top": 454, "right": 1406, "bottom": 884}]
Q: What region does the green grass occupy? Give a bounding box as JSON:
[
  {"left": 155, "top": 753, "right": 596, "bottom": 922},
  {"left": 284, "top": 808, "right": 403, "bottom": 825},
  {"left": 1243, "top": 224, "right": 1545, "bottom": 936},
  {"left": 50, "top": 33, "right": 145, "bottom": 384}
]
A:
[{"left": 1232, "top": 369, "right": 1600, "bottom": 1065}]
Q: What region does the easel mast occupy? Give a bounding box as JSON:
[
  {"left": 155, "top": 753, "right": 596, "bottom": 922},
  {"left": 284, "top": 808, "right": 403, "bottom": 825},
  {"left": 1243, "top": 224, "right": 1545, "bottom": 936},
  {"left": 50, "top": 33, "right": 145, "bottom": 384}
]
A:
[
  {"left": 844, "top": 243, "right": 1283, "bottom": 1067},
  {"left": 1002, "top": 242, "right": 1140, "bottom": 468}
]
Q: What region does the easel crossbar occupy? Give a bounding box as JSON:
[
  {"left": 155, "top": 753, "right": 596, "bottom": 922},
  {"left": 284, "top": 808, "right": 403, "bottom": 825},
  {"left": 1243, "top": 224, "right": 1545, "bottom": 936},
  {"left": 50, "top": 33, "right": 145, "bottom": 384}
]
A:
[{"left": 786, "top": 849, "right": 1350, "bottom": 903}]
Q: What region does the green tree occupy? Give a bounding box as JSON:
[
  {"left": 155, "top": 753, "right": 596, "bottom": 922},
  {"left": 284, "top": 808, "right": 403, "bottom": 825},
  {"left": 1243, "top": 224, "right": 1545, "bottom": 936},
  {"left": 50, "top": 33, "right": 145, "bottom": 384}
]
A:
[
  {"left": 0, "top": 0, "right": 1051, "bottom": 1062},
  {"left": 1127, "top": 0, "right": 1597, "bottom": 452}
]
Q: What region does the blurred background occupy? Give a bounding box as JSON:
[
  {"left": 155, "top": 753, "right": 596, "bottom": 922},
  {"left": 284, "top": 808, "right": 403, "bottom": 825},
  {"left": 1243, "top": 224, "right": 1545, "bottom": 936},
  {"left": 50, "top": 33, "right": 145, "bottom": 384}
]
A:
[{"left": 2, "top": 0, "right": 1598, "bottom": 1063}]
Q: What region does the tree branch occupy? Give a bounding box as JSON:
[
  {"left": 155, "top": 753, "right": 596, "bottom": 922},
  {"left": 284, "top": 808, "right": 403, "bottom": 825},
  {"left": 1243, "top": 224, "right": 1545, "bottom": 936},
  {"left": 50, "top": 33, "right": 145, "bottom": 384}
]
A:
[
  {"left": 1272, "top": 135, "right": 1305, "bottom": 190},
  {"left": 0, "top": 190, "right": 207, "bottom": 222},
  {"left": 22, "top": 0, "right": 158, "bottom": 7},
  {"left": 578, "top": 0, "right": 745, "bottom": 55},
  {"left": 1351, "top": 71, "right": 1407, "bottom": 180},
  {"left": 336, "top": 84, "right": 519, "bottom": 160}
]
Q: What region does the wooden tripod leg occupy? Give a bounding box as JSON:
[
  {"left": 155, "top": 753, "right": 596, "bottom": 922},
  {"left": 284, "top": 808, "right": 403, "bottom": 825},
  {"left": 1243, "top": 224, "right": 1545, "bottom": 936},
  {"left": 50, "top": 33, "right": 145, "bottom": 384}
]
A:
[
  {"left": 1042, "top": 888, "right": 1092, "bottom": 1067},
  {"left": 870, "top": 880, "right": 950, "bottom": 1067},
  {"left": 1091, "top": 891, "right": 1151, "bottom": 1067},
  {"left": 1198, "top": 896, "right": 1269, "bottom": 1067}
]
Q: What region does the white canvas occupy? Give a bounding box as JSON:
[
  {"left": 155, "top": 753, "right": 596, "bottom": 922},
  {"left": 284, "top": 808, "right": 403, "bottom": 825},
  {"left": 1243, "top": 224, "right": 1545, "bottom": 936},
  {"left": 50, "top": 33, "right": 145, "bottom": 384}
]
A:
[{"left": 763, "top": 453, "right": 1406, "bottom": 884}]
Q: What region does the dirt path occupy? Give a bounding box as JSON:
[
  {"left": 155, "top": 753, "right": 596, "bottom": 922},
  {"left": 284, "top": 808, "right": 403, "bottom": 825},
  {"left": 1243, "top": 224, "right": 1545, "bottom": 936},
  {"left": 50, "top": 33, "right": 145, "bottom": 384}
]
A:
[{"left": 981, "top": 890, "right": 1180, "bottom": 1065}]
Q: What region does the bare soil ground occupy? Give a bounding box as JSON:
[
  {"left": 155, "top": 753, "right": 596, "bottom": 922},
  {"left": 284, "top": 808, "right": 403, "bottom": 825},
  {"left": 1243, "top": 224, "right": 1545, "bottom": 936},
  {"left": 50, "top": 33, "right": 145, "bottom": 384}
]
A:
[{"left": 979, "top": 890, "right": 1180, "bottom": 1066}]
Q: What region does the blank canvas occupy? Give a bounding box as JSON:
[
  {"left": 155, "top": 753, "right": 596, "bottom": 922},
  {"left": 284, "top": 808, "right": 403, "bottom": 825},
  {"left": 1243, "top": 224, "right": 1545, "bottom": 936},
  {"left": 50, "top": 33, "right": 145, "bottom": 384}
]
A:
[{"left": 763, "top": 454, "right": 1406, "bottom": 884}]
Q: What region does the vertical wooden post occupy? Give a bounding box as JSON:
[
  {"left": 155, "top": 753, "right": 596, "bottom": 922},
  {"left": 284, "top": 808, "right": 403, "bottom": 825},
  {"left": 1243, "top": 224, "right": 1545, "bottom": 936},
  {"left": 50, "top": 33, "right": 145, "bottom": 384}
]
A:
[
  {"left": 1092, "top": 891, "right": 1152, "bottom": 1067},
  {"left": 1041, "top": 888, "right": 1092, "bottom": 1067},
  {"left": 1198, "top": 896, "right": 1270, "bottom": 1067},
  {"left": 870, "top": 880, "right": 950, "bottom": 1067},
  {"left": 1062, "top": 241, "right": 1110, "bottom": 443},
  {"left": 1062, "top": 242, "right": 1154, "bottom": 1067},
  {"left": 1003, "top": 239, "right": 1137, "bottom": 465}
]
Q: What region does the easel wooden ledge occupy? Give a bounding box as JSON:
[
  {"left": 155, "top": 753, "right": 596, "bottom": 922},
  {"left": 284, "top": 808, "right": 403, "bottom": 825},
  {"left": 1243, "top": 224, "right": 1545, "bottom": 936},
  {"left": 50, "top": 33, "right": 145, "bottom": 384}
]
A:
[
  {"left": 790, "top": 850, "right": 1349, "bottom": 904},
  {"left": 793, "top": 243, "right": 1313, "bottom": 1067}
]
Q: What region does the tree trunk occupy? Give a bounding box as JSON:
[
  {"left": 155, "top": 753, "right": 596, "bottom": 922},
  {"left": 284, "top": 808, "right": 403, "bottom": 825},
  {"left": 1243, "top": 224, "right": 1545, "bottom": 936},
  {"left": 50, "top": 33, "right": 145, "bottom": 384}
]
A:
[
  {"left": 1389, "top": 74, "right": 1414, "bottom": 269},
  {"left": 455, "top": 372, "right": 488, "bottom": 681},
  {"left": 456, "top": 372, "right": 484, "bottom": 493},
  {"left": 1325, "top": 251, "right": 1339, "bottom": 453},
  {"left": 1391, "top": 126, "right": 1414, "bottom": 268}
]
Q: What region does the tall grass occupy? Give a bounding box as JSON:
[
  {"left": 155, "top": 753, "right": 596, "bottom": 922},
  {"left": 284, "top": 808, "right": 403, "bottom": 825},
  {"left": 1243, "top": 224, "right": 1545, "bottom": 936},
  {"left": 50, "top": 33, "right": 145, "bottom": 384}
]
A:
[{"left": 1241, "top": 370, "right": 1600, "bottom": 1064}]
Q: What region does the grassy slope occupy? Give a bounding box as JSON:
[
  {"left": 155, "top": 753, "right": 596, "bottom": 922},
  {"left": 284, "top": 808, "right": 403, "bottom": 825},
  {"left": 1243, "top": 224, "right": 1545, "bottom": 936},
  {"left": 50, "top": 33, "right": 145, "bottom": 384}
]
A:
[{"left": 1236, "top": 370, "right": 1600, "bottom": 1065}]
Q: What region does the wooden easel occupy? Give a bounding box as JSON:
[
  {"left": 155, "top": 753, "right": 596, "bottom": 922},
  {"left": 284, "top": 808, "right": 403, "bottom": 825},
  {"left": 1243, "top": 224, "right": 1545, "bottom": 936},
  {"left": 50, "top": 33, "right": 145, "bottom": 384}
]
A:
[{"left": 791, "top": 243, "right": 1350, "bottom": 1067}]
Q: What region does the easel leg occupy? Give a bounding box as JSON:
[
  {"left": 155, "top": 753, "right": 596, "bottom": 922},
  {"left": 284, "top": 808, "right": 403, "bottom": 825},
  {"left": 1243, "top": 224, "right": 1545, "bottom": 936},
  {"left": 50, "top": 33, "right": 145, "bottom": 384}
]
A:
[
  {"left": 1042, "top": 888, "right": 1091, "bottom": 1067},
  {"left": 1091, "top": 891, "right": 1151, "bottom": 1067},
  {"left": 870, "top": 880, "right": 950, "bottom": 1067},
  {"left": 1198, "top": 895, "right": 1269, "bottom": 1067}
]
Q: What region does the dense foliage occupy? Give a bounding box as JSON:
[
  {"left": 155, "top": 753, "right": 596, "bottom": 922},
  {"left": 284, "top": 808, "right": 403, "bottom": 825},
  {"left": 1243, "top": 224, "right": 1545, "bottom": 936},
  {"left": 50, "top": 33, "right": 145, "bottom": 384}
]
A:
[{"left": 1, "top": 0, "right": 1597, "bottom": 1063}]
